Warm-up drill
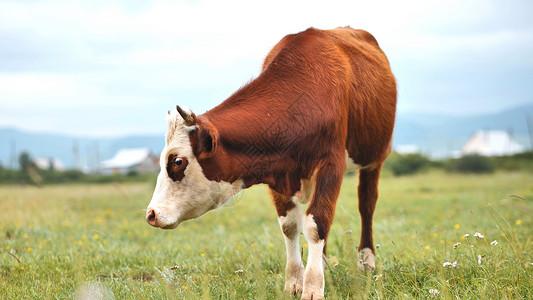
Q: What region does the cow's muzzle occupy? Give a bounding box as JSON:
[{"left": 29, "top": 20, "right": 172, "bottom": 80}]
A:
[{"left": 146, "top": 208, "right": 158, "bottom": 227}]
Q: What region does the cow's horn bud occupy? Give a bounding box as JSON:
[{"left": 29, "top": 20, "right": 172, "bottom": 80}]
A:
[{"left": 176, "top": 105, "right": 196, "bottom": 126}]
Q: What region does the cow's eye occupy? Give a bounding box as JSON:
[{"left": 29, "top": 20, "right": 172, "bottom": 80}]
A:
[{"left": 167, "top": 155, "right": 188, "bottom": 182}]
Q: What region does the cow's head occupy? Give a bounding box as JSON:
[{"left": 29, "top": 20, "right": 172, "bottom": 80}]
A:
[{"left": 146, "top": 106, "right": 242, "bottom": 229}]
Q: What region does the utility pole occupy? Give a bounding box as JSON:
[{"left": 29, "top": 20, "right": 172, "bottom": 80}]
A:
[
  {"left": 9, "top": 140, "right": 16, "bottom": 169},
  {"left": 527, "top": 114, "right": 533, "bottom": 151},
  {"left": 73, "top": 141, "right": 81, "bottom": 170},
  {"left": 94, "top": 142, "right": 101, "bottom": 174}
]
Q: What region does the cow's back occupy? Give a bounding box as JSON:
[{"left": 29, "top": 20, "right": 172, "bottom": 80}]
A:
[{"left": 262, "top": 27, "right": 397, "bottom": 167}]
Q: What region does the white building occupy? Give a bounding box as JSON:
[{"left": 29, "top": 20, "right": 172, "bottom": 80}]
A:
[
  {"left": 462, "top": 130, "right": 525, "bottom": 157},
  {"left": 34, "top": 157, "right": 66, "bottom": 171},
  {"left": 394, "top": 144, "right": 420, "bottom": 155},
  {"left": 100, "top": 148, "right": 159, "bottom": 175}
]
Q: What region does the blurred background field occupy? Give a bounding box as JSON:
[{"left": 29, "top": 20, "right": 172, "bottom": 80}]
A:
[{"left": 1, "top": 168, "right": 532, "bottom": 299}]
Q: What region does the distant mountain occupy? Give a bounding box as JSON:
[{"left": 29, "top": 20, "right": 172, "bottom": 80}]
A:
[
  {"left": 0, "top": 128, "right": 165, "bottom": 170},
  {"left": 1, "top": 103, "right": 532, "bottom": 169},
  {"left": 393, "top": 103, "right": 533, "bottom": 157}
]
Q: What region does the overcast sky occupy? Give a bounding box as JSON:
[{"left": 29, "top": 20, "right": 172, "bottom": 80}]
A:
[{"left": 1, "top": 0, "right": 532, "bottom": 137}]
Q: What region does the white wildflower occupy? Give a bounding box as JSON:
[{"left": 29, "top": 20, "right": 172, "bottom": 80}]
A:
[
  {"left": 443, "top": 261, "right": 457, "bottom": 268},
  {"left": 478, "top": 255, "right": 482, "bottom": 265},
  {"left": 234, "top": 269, "right": 244, "bottom": 274},
  {"left": 464, "top": 233, "right": 470, "bottom": 238},
  {"left": 491, "top": 240, "right": 498, "bottom": 246},
  {"left": 376, "top": 244, "right": 382, "bottom": 249},
  {"left": 429, "top": 289, "right": 440, "bottom": 296},
  {"left": 474, "top": 232, "right": 484, "bottom": 239},
  {"left": 453, "top": 242, "right": 461, "bottom": 249},
  {"left": 373, "top": 274, "right": 383, "bottom": 281},
  {"left": 344, "top": 230, "right": 352, "bottom": 234}
]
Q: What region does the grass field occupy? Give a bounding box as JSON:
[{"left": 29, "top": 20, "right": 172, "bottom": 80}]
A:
[{"left": 1, "top": 171, "right": 532, "bottom": 299}]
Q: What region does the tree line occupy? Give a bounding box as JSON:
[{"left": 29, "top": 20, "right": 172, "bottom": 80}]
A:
[{"left": 1, "top": 150, "right": 532, "bottom": 185}]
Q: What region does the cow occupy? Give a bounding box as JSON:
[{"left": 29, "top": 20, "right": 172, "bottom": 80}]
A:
[{"left": 146, "top": 26, "right": 396, "bottom": 299}]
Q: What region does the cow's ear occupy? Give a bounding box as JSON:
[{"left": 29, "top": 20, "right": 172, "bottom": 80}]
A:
[{"left": 191, "top": 123, "right": 218, "bottom": 160}]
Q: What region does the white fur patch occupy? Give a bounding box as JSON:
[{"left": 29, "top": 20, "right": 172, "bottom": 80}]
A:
[
  {"left": 358, "top": 247, "right": 376, "bottom": 270},
  {"left": 345, "top": 150, "right": 362, "bottom": 172},
  {"left": 278, "top": 206, "right": 304, "bottom": 294},
  {"left": 302, "top": 214, "right": 325, "bottom": 300},
  {"left": 294, "top": 169, "right": 317, "bottom": 204}
]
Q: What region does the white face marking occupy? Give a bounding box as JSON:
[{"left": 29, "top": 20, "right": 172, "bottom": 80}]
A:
[{"left": 146, "top": 110, "right": 242, "bottom": 229}]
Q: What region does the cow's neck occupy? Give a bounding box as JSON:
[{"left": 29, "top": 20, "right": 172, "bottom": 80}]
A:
[{"left": 197, "top": 80, "right": 305, "bottom": 196}]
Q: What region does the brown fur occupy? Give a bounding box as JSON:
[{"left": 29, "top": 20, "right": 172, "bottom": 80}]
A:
[
  {"left": 189, "top": 26, "right": 396, "bottom": 256},
  {"left": 269, "top": 189, "right": 296, "bottom": 217}
]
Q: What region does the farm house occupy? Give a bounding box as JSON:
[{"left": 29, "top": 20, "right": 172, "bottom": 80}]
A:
[
  {"left": 461, "top": 130, "right": 525, "bottom": 157},
  {"left": 34, "top": 157, "right": 66, "bottom": 171},
  {"left": 100, "top": 148, "right": 159, "bottom": 175}
]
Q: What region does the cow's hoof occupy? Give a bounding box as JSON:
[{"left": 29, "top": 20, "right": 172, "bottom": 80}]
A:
[
  {"left": 283, "top": 279, "right": 303, "bottom": 296},
  {"left": 357, "top": 247, "right": 376, "bottom": 271},
  {"left": 301, "top": 290, "right": 323, "bottom": 300},
  {"left": 283, "top": 284, "right": 302, "bottom": 297},
  {"left": 284, "top": 262, "right": 304, "bottom": 295},
  {"left": 283, "top": 277, "right": 303, "bottom": 296}
]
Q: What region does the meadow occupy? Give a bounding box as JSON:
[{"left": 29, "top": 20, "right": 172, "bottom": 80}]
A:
[{"left": 1, "top": 170, "right": 532, "bottom": 299}]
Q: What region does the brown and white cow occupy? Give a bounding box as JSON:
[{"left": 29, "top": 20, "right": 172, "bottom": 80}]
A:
[{"left": 146, "top": 26, "right": 396, "bottom": 299}]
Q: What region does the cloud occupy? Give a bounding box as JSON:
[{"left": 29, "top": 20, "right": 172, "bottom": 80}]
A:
[
  {"left": 0, "top": 0, "right": 532, "bottom": 135},
  {"left": 0, "top": 73, "right": 77, "bottom": 102}
]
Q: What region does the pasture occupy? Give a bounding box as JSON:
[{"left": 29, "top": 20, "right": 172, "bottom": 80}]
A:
[{"left": 1, "top": 171, "right": 532, "bottom": 299}]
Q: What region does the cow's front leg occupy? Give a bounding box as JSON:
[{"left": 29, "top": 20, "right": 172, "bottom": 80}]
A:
[
  {"left": 270, "top": 189, "right": 304, "bottom": 295},
  {"left": 301, "top": 161, "right": 344, "bottom": 300}
]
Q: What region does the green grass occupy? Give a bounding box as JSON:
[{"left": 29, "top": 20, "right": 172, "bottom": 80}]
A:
[{"left": 1, "top": 171, "right": 532, "bottom": 299}]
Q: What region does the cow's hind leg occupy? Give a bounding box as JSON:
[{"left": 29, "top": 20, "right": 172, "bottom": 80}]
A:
[
  {"left": 357, "top": 164, "right": 382, "bottom": 270},
  {"left": 270, "top": 189, "right": 305, "bottom": 295}
]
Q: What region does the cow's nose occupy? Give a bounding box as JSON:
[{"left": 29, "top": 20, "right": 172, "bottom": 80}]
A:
[{"left": 146, "top": 208, "right": 158, "bottom": 227}]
